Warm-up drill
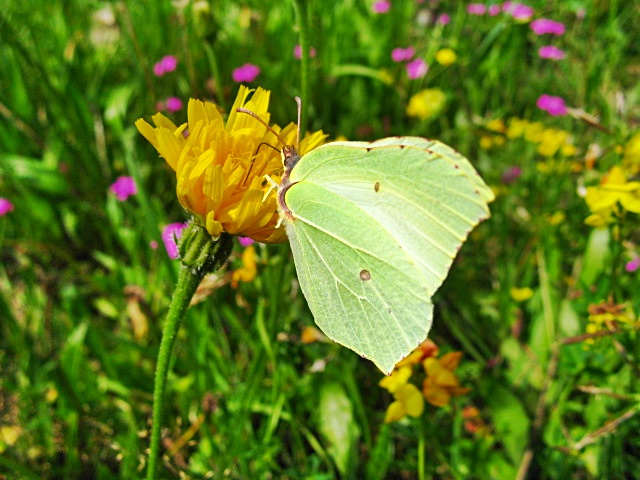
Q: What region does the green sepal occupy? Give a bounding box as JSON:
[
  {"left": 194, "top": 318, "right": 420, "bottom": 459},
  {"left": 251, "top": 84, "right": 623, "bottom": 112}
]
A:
[{"left": 178, "top": 221, "right": 234, "bottom": 275}]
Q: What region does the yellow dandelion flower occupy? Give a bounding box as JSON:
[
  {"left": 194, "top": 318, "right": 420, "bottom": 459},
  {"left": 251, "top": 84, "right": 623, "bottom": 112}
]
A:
[
  {"left": 435, "top": 48, "right": 457, "bottom": 66},
  {"left": 406, "top": 89, "right": 446, "bottom": 120},
  {"left": 136, "top": 86, "right": 327, "bottom": 243}
]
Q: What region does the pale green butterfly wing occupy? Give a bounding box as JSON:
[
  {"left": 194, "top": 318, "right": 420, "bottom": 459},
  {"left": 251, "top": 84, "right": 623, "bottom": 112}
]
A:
[{"left": 282, "top": 137, "right": 493, "bottom": 374}]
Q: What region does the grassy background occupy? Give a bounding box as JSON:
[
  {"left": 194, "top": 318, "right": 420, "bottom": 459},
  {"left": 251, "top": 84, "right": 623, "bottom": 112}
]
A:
[{"left": 1, "top": 1, "right": 639, "bottom": 478}]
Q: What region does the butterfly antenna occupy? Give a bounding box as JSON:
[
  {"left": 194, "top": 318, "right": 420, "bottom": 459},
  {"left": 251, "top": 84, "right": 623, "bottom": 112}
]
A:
[
  {"left": 294, "top": 96, "right": 302, "bottom": 150},
  {"left": 236, "top": 107, "right": 287, "bottom": 147}
]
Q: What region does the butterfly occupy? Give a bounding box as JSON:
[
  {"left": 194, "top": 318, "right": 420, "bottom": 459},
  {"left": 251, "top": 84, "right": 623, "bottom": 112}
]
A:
[{"left": 238, "top": 99, "right": 494, "bottom": 374}]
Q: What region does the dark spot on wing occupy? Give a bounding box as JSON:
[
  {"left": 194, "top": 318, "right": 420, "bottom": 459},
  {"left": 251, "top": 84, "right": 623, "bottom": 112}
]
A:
[
  {"left": 360, "top": 269, "right": 371, "bottom": 281},
  {"left": 374, "top": 181, "right": 380, "bottom": 192}
]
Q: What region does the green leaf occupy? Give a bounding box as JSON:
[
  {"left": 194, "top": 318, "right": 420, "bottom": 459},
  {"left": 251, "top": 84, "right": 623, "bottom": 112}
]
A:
[
  {"left": 486, "top": 385, "right": 530, "bottom": 464},
  {"left": 317, "top": 382, "right": 360, "bottom": 476}
]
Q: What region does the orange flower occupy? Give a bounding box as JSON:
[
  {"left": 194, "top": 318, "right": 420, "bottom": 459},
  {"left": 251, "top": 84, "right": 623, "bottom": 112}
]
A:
[
  {"left": 462, "top": 406, "right": 489, "bottom": 436},
  {"left": 136, "top": 86, "right": 326, "bottom": 243},
  {"left": 396, "top": 338, "right": 439, "bottom": 367},
  {"left": 422, "top": 352, "right": 470, "bottom": 407}
]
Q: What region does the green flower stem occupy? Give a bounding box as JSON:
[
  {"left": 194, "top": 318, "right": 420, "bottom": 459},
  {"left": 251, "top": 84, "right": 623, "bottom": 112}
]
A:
[
  {"left": 146, "top": 227, "right": 233, "bottom": 479},
  {"left": 291, "top": 0, "right": 310, "bottom": 134},
  {"left": 146, "top": 264, "right": 204, "bottom": 480}
]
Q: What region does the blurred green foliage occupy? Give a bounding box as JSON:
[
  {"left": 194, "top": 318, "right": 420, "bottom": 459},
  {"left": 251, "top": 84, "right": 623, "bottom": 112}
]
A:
[{"left": 1, "top": 1, "right": 639, "bottom": 479}]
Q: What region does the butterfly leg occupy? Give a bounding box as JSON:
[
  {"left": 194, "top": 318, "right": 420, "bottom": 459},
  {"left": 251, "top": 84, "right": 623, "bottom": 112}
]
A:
[{"left": 262, "top": 174, "right": 279, "bottom": 202}]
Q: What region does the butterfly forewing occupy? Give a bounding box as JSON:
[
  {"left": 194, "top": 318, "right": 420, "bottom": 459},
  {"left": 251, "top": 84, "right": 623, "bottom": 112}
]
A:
[{"left": 282, "top": 137, "right": 492, "bottom": 373}]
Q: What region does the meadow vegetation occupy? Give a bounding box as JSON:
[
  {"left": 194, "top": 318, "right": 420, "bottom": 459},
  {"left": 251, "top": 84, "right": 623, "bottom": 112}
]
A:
[{"left": 1, "top": 1, "right": 639, "bottom": 478}]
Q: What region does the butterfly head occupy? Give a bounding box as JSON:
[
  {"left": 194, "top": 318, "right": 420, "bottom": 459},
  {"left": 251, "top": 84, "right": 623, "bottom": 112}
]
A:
[{"left": 282, "top": 144, "right": 301, "bottom": 176}]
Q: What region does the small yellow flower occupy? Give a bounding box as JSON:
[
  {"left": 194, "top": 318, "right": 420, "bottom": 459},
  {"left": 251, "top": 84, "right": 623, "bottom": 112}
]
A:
[
  {"left": 506, "top": 117, "right": 529, "bottom": 139},
  {"left": 585, "top": 166, "right": 640, "bottom": 222},
  {"left": 536, "top": 128, "right": 568, "bottom": 157},
  {"left": 435, "top": 48, "right": 457, "bottom": 66},
  {"left": 547, "top": 211, "right": 566, "bottom": 226},
  {"left": 231, "top": 245, "right": 257, "bottom": 288},
  {"left": 136, "top": 86, "right": 327, "bottom": 243},
  {"left": 422, "top": 352, "right": 470, "bottom": 407},
  {"left": 406, "top": 89, "right": 446, "bottom": 120},
  {"left": 510, "top": 287, "right": 534, "bottom": 302},
  {"left": 623, "top": 131, "right": 640, "bottom": 174},
  {"left": 523, "top": 121, "right": 544, "bottom": 143},
  {"left": 561, "top": 143, "right": 577, "bottom": 157},
  {"left": 383, "top": 383, "right": 425, "bottom": 423},
  {"left": 300, "top": 325, "right": 327, "bottom": 344},
  {"left": 487, "top": 119, "right": 506, "bottom": 133},
  {"left": 584, "top": 209, "right": 614, "bottom": 228},
  {"left": 379, "top": 365, "right": 412, "bottom": 393},
  {"left": 479, "top": 136, "right": 493, "bottom": 150},
  {"left": 585, "top": 300, "right": 640, "bottom": 345}
]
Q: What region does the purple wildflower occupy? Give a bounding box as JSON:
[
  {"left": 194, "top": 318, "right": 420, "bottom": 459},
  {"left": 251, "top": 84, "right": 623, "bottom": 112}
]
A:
[
  {"left": 0, "top": 198, "right": 14, "bottom": 216},
  {"left": 153, "top": 55, "right": 178, "bottom": 76},
  {"left": 467, "top": 4, "right": 486, "bottom": 15},
  {"left": 501, "top": 166, "right": 523, "bottom": 184},
  {"left": 436, "top": 13, "right": 450, "bottom": 25},
  {"left": 406, "top": 58, "right": 428, "bottom": 79},
  {"left": 372, "top": 0, "right": 391, "bottom": 13},
  {"left": 626, "top": 258, "right": 640, "bottom": 273},
  {"left": 530, "top": 18, "right": 565, "bottom": 36},
  {"left": 536, "top": 94, "right": 568, "bottom": 116},
  {"left": 294, "top": 45, "right": 317, "bottom": 59},
  {"left": 538, "top": 45, "right": 566, "bottom": 60},
  {"left": 165, "top": 96, "right": 183, "bottom": 112},
  {"left": 391, "top": 47, "right": 416, "bottom": 62},
  {"left": 509, "top": 3, "right": 534, "bottom": 20},
  {"left": 110, "top": 176, "right": 137, "bottom": 201},
  {"left": 162, "top": 222, "right": 188, "bottom": 259},
  {"left": 238, "top": 236, "right": 255, "bottom": 247},
  {"left": 232, "top": 63, "right": 261, "bottom": 83}
]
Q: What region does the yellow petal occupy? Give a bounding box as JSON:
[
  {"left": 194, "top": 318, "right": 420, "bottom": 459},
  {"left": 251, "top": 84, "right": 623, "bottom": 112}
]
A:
[
  {"left": 379, "top": 365, "right": 412, "bottom": 393},
  {"left": 440, "top": 351, "right": 463, "bottom": 371},
  {"left": 384, "top": 401, "right": 407, "bottom": 423},
  {"left": 395, "top": 384, "right": 424, "bottom": 417}
]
